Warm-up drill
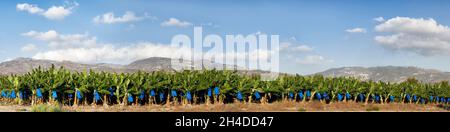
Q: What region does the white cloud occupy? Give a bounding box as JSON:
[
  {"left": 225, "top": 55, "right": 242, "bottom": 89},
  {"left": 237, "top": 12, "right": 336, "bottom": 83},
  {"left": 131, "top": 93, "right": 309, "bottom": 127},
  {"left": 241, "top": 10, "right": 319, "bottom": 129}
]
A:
[
  {"left": 346, "top": 28, "right": 367, "bottom": 33},
  {"left": 16, "top": 2, "right": 78, "bottom": 20},
  {"left": 292, "top": 45, "right": 314, "bottom": 52},
  {"left": 374, "top": 17, "right": 385, "bottom": 22},
  {"left": 374, "top": 17, "right": 450, "bottom": 56},
  {"left": 279, "top": 41, "right": 331, "bottom": 65},
  {"left": 280, "top": 42, "right": 313, "bottom": 52},
  {"left": 16, "top": 3, "right": 44, "bottom": 14},
  {"left": 22, "top": 30, "right": 97, "bottom": 49},
  {"left": 25, "top": 30, "right": 271, "bottom": 65},
  {"left": 296, "top": 55, "right": 333, "bottom": 65},
  {"left": 21, "top": 44, "right": 38, "bottom": 52},
  {"left": 93, "top": 11, "right": 153, "bottom": 24},
  {"left": 32, "top": 43, "right": 188, "bottom": 64},
  {"left": 21, "top": 30, "right": 192, "bottom": 64},
  {"left": 32, "top": 42, "right": 272, "bottom": 65},
  {"left": 161, "top": 18, "right": 193, "bottom": 27}
]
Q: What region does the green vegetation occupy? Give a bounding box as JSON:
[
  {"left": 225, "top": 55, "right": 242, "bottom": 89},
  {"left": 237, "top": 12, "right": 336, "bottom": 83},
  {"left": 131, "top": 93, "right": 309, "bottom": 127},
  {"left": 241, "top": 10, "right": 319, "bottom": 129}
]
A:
[
  {"left": 0, "top": 64, "right": 449, "bottom": 106},
  {"left": 30, "top": 104, "right": 66, "bottom": 112}
]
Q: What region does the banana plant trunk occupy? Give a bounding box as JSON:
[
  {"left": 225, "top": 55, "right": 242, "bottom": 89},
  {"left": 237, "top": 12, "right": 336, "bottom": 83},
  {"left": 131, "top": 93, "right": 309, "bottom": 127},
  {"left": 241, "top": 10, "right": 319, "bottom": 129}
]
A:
[
  {"left": 343, "top": 95, "right": 347, "bottom": 103},
  {"left": 302, "top": 92, "right": 306, "bottom": 102},
  {"left": 262, "top": 94, "right": 268, "bottom": 104},
  {"left": 31, "top": 90, "right": 36, "bottom": 105},
  {"left": 365, "top": 93, "right": 372, "bottom": 105},
  {"left": 148, "top": 96, "right": 155, "bottom": 105},
  {"left": 103, "top": 95, "right": 108, "bottom": 106},
  {"left": 309, "top": 91, "right": 316, "bottom": 103},
  {"left": 205, "top": 95, "right": 210, "bottom": 106},
  {"left": 135, "top": 96, "right": 138, "bottom": 106},
  {"left": 331, "top": 94, "right": 335, "bottom": 104},
  {"left": 74, "top": 90, "right": 78, "bottom": 107},
  {"left": 166, "top": 93, "right": 171, "bottom": 105}
]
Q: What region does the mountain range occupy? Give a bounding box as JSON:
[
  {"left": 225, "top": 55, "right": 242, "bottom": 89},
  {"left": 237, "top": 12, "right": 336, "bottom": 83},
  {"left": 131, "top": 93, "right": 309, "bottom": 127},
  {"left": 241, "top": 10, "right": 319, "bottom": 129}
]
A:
[
  {"left": 315, "top": 66, "right": 450, "bottom": 83},
  {"left": 0, "top": 57, "right": 247, "bottom": 74}
]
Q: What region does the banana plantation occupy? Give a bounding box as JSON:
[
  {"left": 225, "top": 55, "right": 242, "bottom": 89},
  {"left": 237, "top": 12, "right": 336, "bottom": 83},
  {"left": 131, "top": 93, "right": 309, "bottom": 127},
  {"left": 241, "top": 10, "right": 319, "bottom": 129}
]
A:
[{"left": 0, "top": 64, "right": 450, "bottom": 106}]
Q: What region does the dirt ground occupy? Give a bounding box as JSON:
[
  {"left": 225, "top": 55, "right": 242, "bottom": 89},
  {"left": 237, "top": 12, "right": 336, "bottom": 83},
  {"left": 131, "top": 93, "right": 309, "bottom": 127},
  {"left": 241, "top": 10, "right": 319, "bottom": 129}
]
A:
[{"left": 1, "top": 101, "right": 448, "bottom": 112}]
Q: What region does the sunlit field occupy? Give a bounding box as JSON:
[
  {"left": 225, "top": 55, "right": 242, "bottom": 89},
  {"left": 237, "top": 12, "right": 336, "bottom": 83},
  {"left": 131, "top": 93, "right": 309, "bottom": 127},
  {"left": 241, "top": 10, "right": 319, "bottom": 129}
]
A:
[{"left": 1, "top": 101, "right": 448, "bottom": 112}]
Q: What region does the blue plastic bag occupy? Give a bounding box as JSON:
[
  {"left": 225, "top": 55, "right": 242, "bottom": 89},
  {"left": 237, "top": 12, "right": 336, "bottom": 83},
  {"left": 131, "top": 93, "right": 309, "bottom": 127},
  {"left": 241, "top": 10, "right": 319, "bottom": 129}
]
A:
[
  {"left": 421, "top": 98, "right": 425, "bottom": 104},
  {"left": 323, "top": 92, "right": 329, "bottom": 100},
  {"left": 93, "top": 90, "right": 100, "bottom": 102},
  {"left": 390, "top": 95, "right": 395, "bottom": 102},
  {"left": 109, "top": 87, "right": 114, "bottom": 97},
  {"left": 413, "top": 95, "right": 417, "bottom": 102},
  {"left": 237, "top": 91, "right": 243, "bottom": 100},
  {"left": 1, "top": 90, "right": 6, "bottom": 97},
  {"left": 159, "top": 92, "right": 164, "bottom": 101},
  {"left": 375, "top": 95, "right": 380, "bottom": 102},
  {"left": 337, "top": 94, "right": 343, "bottom": 101},
  {"left": 139, "top": 90, "right": 145, "bottom": 100},
  {"left": 76, "top": 90, "right": 83, "bottom": 100},
  {"left": 19, "top": 91, "right": 24, "bottom": 99},
  {"left": 430, "top": 96, "right": 434, "bottom": 102},
  {"left": 128, "top": 94, "right": 134, "bottom": 103},
  {"left": 10, "top": 90, "right": 16, "bottom": 99},
  {"left": 207, "top": 88, "right": 212, "bottom": 97},
  {"left": 436, "top": 96, "right": 439, "bottom": 102},
  {"left": 180, "top": 92, "right": 184, "bottom": 97},
  {"left": 171, "top": 90, "right": 177, "bottom": 97},
  {"left": 306, "top": 90, "right": 311, "bottom": 97},
  {"left": 346, "top": 92, "right": 351, "bottom": 100},
  {"left": 316, "top": 93, "right": 322, "bottom": 100},
  {"left": 359, "top": 94, "right": 364, "bottom": 101},
  {"left": 254, "top": 91, "right": 261, "bottom": 100},
  {"left": 36, "top": 88, "right": 43, "bottom": 98},
  {"left": 186, "top": 91, "right": 192, "bottom": 101},
  {"left": 405, "top": 94, "right": 410, "bottom": 102},
  {"left": 214, "top": 87, "right": 220, "bottom": 95},
  {"left": 52, "top": 90, "right": 58, "bottom": 99},
  {"left": 298, "top": 91, "right": 304, "bottom": 100},
  {"left": 150, "top": 90, "right": 155, "bottom": 97},
  {"left": 68, "top": 94, "right": 73, "bottom": 99},
  {"left": 441, "top": 97, "right": 445, "bottom": 103},
  {"left": 289, "top": 92, "right": 294, "bottom": 99}
]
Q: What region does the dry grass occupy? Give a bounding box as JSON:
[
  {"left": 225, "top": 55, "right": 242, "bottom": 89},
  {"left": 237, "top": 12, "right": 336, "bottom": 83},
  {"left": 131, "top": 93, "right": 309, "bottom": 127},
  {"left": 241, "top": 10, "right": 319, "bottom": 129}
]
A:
[
  {"left": 1, "top": 101, "right": 447, "bottom": 112},
  {"left": 63, "top": 101, "right": 448, "bottom": 112}
]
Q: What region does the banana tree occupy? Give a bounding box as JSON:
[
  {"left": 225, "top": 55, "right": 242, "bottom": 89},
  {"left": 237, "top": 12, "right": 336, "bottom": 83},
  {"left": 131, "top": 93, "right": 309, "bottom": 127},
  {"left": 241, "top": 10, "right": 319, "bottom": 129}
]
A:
[{"left": 7, "top": 75, "right": 21, "bottom": 104}]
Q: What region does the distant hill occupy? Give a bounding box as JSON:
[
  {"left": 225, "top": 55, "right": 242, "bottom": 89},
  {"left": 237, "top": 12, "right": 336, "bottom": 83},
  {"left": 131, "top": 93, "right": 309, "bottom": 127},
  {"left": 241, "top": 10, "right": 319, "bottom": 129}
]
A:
[
  {"left": 314, "top": 66, "right": 450, "bottom": 83},
  {"left": 0, "top": 57, "right": 245, "bottom": 75}
]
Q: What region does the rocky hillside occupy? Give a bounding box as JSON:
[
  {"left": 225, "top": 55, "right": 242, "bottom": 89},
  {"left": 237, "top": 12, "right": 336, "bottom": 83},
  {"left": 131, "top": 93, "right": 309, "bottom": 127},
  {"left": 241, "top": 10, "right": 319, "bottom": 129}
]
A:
[{"left": 315, "top": 66, "right": 450, "bottom": 83}]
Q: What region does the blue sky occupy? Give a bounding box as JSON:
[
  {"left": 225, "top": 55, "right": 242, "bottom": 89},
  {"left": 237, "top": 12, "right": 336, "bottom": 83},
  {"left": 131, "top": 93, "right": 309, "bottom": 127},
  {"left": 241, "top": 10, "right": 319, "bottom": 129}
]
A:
[{"left": 1, "top": 0, "right": 450, "bottom": 74}]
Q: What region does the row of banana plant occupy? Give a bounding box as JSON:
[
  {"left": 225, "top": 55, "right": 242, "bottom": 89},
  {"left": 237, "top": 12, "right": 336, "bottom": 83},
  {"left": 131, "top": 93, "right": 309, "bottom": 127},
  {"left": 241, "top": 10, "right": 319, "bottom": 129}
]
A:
[{"left": 0, "top": 65, "right": 449, "bottom": 106}]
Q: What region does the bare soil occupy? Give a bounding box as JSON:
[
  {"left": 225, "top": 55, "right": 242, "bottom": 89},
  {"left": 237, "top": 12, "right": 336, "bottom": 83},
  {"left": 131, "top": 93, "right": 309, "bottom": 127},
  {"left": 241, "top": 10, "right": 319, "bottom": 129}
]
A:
[{"left": 1, "top": 101, "right": 448, "bottom": 112}]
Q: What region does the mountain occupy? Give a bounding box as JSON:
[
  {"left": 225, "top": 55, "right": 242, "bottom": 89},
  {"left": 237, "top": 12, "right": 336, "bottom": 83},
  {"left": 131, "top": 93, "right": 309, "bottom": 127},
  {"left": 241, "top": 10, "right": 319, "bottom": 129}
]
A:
[
  {"left": 0, "top": 57, "right": 245, "bottom": 75},
  {"left": 0, "top": 57, "right": 135, "bottom": 75},
  {"left": 314, "top": 66, "right": 450, "bottom": 83}
]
